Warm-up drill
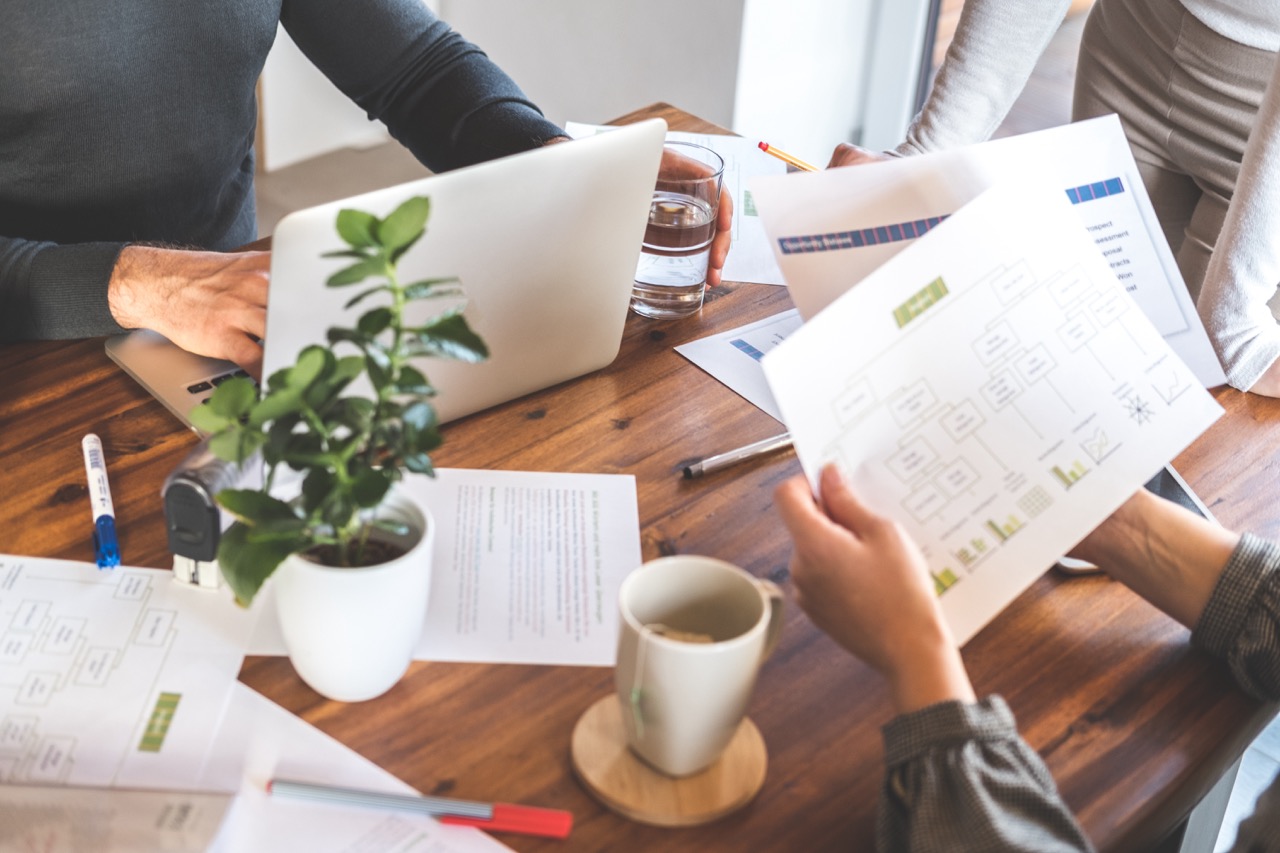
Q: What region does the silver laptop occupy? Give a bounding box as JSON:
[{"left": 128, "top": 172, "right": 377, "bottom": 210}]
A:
[{"left": 106, "top": 119, "right": 666, "bottom": 431}]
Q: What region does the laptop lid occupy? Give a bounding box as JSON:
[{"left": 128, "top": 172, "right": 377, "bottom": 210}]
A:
[{"left": 105, "top": 119, "right": 665, "bottom": 432}]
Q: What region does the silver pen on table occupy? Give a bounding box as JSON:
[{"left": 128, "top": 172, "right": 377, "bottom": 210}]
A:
[{"left": 682, "top": 432, "right": 793, "bottom": 479}]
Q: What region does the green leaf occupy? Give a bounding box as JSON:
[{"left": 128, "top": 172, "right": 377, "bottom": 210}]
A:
[
  {"left": 403, "top": 452, "right": 434, "bottom": 475},
  {"left": 351, "top": 467, "right": 393, "bottom": 508},
  {"left": 370, "top": 517, "right": 411, "bottom": 537},
  {"left": 263, "top": 414, "right": 302, "bottom": 467},
  {"left": 321, "top": 493, "right": 356, "bottom": 532},
  {"left": 403, "top": 278, "right": 463, "bottom": 301},
  {"left": 289, "top": 346, "right": 331, "bottom": 391},
  {"left": 208, "top": 427, "right": 266, "bottom": 464},
  {"left": 217, "top": 522, "right": 299, "bottom": 607},
  {"left": 344, "top": 284, "right": 390, "bottom": 310},
  {"left": 216, "top": 489, "right": 298, "bottom": 525},
  {"left": 322, "top": 248, "right": 373, "bottom": 260},
  {"left": 408, "top": 312, "right": 490, "bottom": 362},
  {"left": 208, "top": 377, "right": 258, "bottom": 419},
  {"left": 189, "top": 403, "right": 232, "bottom": 437},
  {"left": 395, "top": 364, "right": 432, "bottom": 395},
  {"left": 244, "top": 516, "right": 310, "bottom": 544},
  {"left": 357, "top": 307, "right": 392, "bottom": 337},
  {"left": 333, "top": 355, "right": 366, "bottom": 386},
  {"left": 389, "top": 231, "right": 423, "bottom": 264},
  {"left": 401, "top": 401, "right": 436, "bottom": 433},
  {"left": 377, "top": 196, "right": 430, "bottom": 252},
  {"left": 249, "top": 388, "right": 303, "bottom": 427},
  {"left": 328, "top": 397, "right": 375, "bottom": 433},
  {"left": 301, "top": 468, "right": 336, "bottom": 514},
  {"left": 335, "top": 209, "right": 379, "bottom": 248},
  {"left": 327, "top": 257, "right": 387, "bottom": 287}
]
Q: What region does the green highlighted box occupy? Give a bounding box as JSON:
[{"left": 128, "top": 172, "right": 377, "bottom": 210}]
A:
[
  {"left": 893, "top": 277, "right": 949, "bottom": 328},
  {"left": 138, "top": 692, "right": 181, "bottom": 753}
]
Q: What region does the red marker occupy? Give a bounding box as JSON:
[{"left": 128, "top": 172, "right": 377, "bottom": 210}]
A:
[{"left": 267, "top": 778, "right": 573, "bottom": 840}]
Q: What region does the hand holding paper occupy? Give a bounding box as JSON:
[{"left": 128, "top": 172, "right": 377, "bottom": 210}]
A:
[{"left": 761, "top": 181, "right": 1222, "bottom": 644}]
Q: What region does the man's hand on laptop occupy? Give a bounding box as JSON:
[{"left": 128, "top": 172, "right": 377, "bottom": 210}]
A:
[{"left": 107, "top": 246, "right": 269, "bottom": 379}]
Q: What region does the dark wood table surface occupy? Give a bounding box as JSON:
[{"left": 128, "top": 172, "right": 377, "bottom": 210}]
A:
[{"left": 4, "top": 103, "right": 1278, "bottom": 852}]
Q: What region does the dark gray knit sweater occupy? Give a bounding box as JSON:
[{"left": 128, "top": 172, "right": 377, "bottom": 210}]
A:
[{"left": 0, "top": 0, "right": 563, "bottom": 340}]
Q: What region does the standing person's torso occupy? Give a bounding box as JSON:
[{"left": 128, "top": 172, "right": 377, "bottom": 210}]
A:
[{"left": 0, "top": 0, "right": 282, "bottom": 249}]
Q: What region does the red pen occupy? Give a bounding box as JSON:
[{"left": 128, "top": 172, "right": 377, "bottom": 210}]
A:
[{"left": 267, "top": 778, "right": 573, "bottom": 840}]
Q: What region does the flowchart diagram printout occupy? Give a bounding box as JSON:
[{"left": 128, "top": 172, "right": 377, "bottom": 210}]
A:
[
  {"left": 0, "top": 557, "right": 253, "bottom": 788},
  {"left": 762, "top": 184, "right": 1223, "bottom": 644}
]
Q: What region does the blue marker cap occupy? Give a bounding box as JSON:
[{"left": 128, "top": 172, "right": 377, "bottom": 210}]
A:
[{"left": 93, "top": 514, "right": 121, "bottom": 569}]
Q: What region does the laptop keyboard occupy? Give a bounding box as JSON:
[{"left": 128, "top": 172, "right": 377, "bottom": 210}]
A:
[{"left": 187, "top": 369, "right": 252, "bottom": 405}]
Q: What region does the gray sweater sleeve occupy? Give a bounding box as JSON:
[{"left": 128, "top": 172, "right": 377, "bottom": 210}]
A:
[
  {"left": 1192, "top": 532, "right": 1280, "bottom": 700},
  {"left": 1193, "top": 55, "right": 1280, "bottom": 391},
  {"left": 895, "top": 0, "right": 1072, "bottom": 156},
  {"left": 879, "top": 696, "right": 1093, "bottom": 852},
  {"left": 0, "top": 239, "right": 126, "bottom": 340},
  {"left": 281, "top": 0, "right": 565, "bottom": 174}
]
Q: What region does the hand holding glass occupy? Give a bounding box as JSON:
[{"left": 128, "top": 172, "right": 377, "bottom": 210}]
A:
[{"left": 630, "top": 142, "right": 725, "bottom": 319}]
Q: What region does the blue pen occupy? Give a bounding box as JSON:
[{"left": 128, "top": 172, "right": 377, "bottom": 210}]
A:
[{"left": 81, "top": 433, "right": 121, "bottom": 569}]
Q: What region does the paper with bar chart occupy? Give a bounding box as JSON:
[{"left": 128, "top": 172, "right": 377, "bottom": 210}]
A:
[
  {"left": 761, "top": 183, "right": 1223, "bottom": 644},
  {"left": 749, "top": 115, "right": 1226, "bottom": 387}
]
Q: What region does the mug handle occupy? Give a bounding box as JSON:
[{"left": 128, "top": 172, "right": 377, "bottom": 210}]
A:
[{"left": 756, "top": 579, "right": 785, "bottom": 661}]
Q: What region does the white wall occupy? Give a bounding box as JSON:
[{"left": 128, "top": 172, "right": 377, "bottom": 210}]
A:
[
  {"left": 258, "top": 0, "right": 933, "bottom": 173},
  {"left": 733, "top": 0, "right": 875, "bottom": 169},
  {"left": 436, "top": 0, "right": 745, "bottom": 129},
  {"left": 260, "top": 27, "right": 389, "bottom": 172}
]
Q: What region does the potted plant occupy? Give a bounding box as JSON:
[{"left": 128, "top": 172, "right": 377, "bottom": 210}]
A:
[{"left": 191, "top": 196, "right": 487, "bottom": 702}]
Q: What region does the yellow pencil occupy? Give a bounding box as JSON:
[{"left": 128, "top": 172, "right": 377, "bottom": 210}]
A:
[{"left": 757, "top": 141, "right": 819, "bottom": 172}]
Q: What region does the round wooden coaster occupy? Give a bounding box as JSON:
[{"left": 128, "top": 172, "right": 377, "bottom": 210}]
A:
[{"left": 570, "top": 695, "right": 768, "bottom": 827}]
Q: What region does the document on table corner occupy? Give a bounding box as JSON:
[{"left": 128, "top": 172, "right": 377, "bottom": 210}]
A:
[
  {"left": 761, "top": 183, "right": 1223, "bottom": 645},
  {"left": 0, "top": 555, "right": 254, "bottom": 789},
  {"left": 200, "top": 683, "right": 512, "bottom": 853}
]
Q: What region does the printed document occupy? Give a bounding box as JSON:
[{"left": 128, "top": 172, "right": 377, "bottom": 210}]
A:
[
  {"left": 0, "top": 785, "right": 231, "bottom": 852},
  {"left": 248, "top": 469, "right": 641, "bottom": 666},
  {"left": 202, "top": 683, "right": 512, "bottom": 853},
  {"left": 762, "top": 183, "right": 1223, "bottom": 644},
  {"left": 750, "top": 115, "right": 1226, "bottom": 387},
  {"left": 0, "top": 557, "right": 253, "bottom": 788},
  {"left": 675, "top": 310, "right": 801, "bottom": 422}
]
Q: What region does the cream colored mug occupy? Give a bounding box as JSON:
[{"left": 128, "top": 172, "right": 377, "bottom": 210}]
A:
[{"left": 615, "top": 555, "right": 784, "bottom": 777}]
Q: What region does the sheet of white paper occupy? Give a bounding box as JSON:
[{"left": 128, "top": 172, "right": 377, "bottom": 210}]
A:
[
  {"left": 675, "top": 310, "right": 802, "bottom": 422},
  {"left": 248, "top": 469, "right": 641, "bottom": 666},
  {"left": 200, "top": 683, "right": 511, "bottom": 853},
  {"left": 750, "top": 115, "right": 1227, "bottom": 387},
  {"left": 0, "top": 557, "right": 254, "bottom": 788},
  {"left": 762, "top": 183, "right": 1223, "bottom": 644},
  {"left": 566, "top": 121, "right": 787, "bottom": 285},
  {"left": 0, "top": 785, "right": 232, "bottom": 852}
]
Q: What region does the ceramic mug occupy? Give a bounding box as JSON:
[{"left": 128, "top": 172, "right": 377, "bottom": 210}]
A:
[{"left": 614, "top": 555, "right": 784, "bottom": 777}]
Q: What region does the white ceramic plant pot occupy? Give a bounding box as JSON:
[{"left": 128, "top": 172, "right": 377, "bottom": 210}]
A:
[{"left": 274, "top": 490, "right": 434, "bottom": 702}]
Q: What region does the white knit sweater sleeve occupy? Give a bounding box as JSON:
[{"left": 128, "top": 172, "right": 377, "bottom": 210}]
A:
[
  {"left": 895, "top": 0, "right": 1073, "bottom": 156},
  {"left": 1195, "top": 53, "right": 1280, "bottom": 390}
]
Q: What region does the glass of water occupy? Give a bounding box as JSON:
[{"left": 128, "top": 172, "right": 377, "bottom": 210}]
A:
[{"left": 630, "top": 142, "right": 724, "bottom": 319}]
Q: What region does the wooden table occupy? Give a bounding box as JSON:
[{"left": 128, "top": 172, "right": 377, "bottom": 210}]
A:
[{"left": 4, "top": 103, "right": 1278, "bottom": 852}]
